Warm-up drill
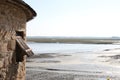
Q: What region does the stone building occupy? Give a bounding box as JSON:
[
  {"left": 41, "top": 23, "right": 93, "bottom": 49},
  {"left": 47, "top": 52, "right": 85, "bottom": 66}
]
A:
[{"left": 0, "top": 0, "right": 36, "bottom": 80}]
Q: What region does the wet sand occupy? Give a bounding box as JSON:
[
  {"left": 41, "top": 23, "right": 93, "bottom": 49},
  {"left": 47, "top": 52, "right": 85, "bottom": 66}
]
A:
[{"left": 26, "top": 49, "right": 120, "bottom": 80}]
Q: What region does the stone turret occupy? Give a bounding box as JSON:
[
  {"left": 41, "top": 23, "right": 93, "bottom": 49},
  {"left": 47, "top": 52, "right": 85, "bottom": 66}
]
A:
[{"left": 0, "top": 0, "right": 36, "bottom": 80}]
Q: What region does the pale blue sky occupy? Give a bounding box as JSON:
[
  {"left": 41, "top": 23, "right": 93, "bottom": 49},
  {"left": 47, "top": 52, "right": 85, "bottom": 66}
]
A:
[{"left": 24, "top": 0, "right": 120, "bottom": 37}]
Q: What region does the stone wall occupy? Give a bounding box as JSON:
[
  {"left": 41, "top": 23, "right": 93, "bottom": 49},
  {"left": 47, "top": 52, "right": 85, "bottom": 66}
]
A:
[{"left": 0, "top": 2, "right": 27, "bottom": 80}]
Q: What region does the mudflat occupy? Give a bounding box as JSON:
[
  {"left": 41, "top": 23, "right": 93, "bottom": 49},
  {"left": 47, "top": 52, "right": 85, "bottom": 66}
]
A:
[{"left": 26, "top": 48, "right": 120, "bottom": 80}]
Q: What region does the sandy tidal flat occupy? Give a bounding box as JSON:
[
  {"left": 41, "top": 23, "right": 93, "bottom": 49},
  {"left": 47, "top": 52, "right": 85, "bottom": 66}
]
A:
[{"left": 26, "top": 49, "right": 120, "bottom": 80}]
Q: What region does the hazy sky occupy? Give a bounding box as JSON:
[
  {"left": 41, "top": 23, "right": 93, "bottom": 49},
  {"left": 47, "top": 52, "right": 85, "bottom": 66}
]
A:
[{"left": 24, "top": 0, "right": 120, "bottom": 37}]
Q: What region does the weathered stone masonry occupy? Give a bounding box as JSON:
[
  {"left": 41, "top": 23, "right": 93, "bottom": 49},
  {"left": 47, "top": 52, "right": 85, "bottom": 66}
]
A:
[{"left": 0, "top": 0, "right": 36, "bottom": 80}]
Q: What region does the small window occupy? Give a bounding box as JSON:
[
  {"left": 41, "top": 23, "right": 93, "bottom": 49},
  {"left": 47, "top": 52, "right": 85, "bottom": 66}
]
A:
[{"left": 16, "top": 31, "right": 24, "bottom": 39}]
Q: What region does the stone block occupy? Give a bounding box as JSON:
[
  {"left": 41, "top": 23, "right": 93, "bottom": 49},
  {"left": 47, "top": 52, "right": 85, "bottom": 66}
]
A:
[
  {"left": 0, "top": 60, "right": 3, "bottom": 68},
  {"left": 7, "top": 40, "right": 16, "bottom": 51},
  {"left": 4, "top": 56, "right": 9, "bottom": 68},
  {"left": 0, "top": 42, "right": 8, "bottom": 52}
]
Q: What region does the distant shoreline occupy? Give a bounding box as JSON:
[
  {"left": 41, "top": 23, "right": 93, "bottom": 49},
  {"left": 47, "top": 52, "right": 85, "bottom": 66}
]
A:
[{"left": 27, "top": 36, "right": 120, "bottom": 44}]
